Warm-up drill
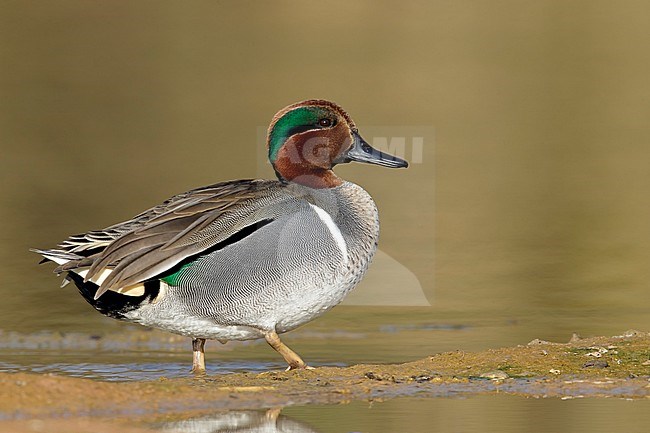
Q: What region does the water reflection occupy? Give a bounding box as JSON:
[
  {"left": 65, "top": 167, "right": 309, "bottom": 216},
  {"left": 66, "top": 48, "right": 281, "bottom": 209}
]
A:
[
  {"left": 149, "top": 397, "right": 650, "bottom": 433},
  {"left": 157, "top": 408, "right": 317, "bottom": 433}
]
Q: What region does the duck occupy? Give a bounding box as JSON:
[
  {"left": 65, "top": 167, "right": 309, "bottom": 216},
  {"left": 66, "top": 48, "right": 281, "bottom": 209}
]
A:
[{"left": 32, "top": 99, "right": 408, "bottom": 373}]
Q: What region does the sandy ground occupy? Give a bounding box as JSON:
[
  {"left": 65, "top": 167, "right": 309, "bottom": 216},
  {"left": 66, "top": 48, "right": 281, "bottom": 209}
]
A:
[{"left": 1, "top": 331, "right": 649, "bottom": 432}]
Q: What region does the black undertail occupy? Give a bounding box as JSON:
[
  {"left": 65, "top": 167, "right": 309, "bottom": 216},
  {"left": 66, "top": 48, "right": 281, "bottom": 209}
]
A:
[{"left": 67, "top": 272, "right": 159, "bottom": 319}]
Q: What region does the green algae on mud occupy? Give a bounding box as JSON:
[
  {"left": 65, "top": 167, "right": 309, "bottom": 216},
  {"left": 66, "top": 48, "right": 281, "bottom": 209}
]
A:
[{"left": 1, "top": 331, "right": 650, "bottom": 420}]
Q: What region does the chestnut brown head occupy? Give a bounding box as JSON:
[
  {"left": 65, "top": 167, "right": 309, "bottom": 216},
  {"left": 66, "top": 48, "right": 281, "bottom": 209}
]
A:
[{"left": 267, "top": 100, "right": 408, "bottom": 188}]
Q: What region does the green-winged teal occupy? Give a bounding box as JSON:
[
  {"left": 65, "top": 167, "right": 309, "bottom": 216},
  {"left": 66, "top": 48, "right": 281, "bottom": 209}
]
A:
[{"left": 33, "top": 100, "right": 408, "bottom": 372}]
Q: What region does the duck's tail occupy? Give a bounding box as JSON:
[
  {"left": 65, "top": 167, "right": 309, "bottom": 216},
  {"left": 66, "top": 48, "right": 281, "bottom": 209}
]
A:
[
  {"left": 66, "top": 271, "right": 156, "bottom": 319},
  {"left": 31, "top": 248, "right": 160, "bottom": 319},
  {"left": 30, "top": 248, "right": 83, "bottom": 267}
]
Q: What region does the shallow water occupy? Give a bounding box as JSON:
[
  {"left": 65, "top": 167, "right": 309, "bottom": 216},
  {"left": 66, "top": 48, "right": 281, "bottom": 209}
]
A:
[
  {"left": 4, "top": 396, "right": 650, "bottom": 433},
  {"left": 0, "top": 358, "right": 285, "bottom": 381},
  {"left": 284, "top": 397, "right": 650, "bottom": 433},
  {"left": 136, "top": 397, "right": 650, "bottom": 433},
  {"left": 3, "top": 0, "right": 650, "bottom": 355},
  {"left": 2, "top": 0, "right": 650, "bottom": 431}
]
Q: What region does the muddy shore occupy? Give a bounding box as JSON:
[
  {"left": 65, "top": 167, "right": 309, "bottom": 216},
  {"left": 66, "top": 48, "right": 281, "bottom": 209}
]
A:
[{"left": 1, "top": 330, "right": 649, "bottom": 431}]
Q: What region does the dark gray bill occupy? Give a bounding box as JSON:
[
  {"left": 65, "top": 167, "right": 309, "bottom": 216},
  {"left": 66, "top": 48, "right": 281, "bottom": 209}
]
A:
[{"left": 335, "top": 132, "right": 409, "bottom": 168}]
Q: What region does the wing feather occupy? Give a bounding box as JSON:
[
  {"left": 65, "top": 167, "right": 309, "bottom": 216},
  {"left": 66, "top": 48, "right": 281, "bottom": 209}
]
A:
[{"left": 43, "top": 179, "right": 297, "bottom": 299}]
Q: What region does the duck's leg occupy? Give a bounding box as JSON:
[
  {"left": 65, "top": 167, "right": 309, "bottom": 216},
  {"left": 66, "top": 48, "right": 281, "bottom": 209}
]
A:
[
  {"left": 264, "top": 330, "right": 313, "bottom": 370},
  {"left": 265, "top": 407, "right": 282, "bottom": 421},
  {"left": 191, "top": 337, "right": 206, "bottom": 374}
]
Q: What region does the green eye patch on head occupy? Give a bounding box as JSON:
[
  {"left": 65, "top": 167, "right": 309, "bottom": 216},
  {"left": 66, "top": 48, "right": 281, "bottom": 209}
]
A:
[{"left": 268, "top": 106, "right": 332, "bottom": 162}]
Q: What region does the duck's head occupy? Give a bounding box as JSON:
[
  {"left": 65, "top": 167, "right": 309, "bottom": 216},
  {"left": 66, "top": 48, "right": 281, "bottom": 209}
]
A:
[{"left": 267, "top": 100, "right": 408, "bottom": 188}]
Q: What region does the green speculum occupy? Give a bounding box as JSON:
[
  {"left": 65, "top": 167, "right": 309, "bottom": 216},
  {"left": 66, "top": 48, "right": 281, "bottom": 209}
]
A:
[{"left": 159, "top": 262, "right": 193, "bottom": 286}]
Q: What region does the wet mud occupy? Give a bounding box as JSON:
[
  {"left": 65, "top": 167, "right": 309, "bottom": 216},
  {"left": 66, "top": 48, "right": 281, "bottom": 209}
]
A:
[{"left": 1, "top": 330, "right": 649, "bottom": 432}]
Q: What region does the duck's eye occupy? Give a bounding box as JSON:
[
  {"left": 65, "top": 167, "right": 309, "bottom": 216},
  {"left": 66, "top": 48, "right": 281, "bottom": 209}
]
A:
[{"left": 318, "top": 118, "right": 333, "bottom": 128}]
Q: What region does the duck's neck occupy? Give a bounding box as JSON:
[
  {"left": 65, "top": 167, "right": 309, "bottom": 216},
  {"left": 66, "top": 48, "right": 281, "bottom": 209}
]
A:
[{"left": 274, "top": 163, "right": 343, "bottom": 189}]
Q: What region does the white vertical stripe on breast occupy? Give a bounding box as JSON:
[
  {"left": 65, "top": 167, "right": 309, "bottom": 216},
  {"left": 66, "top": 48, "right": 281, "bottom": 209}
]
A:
[{"left": 309, "top": 203, "right": 349, "bottom": 265}]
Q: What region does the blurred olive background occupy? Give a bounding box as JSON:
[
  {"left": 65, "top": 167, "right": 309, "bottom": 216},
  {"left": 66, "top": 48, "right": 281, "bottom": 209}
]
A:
[{"left": 2, "top": 0, "right": 650, "bottom": 354}]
